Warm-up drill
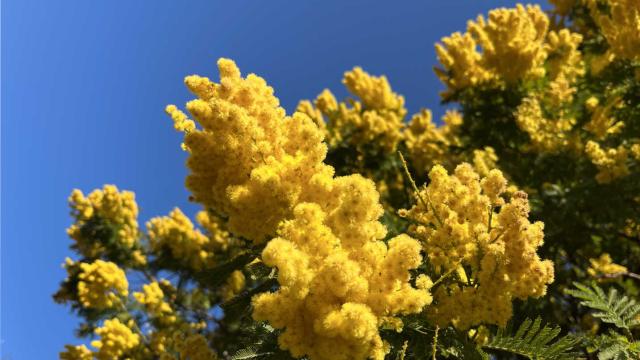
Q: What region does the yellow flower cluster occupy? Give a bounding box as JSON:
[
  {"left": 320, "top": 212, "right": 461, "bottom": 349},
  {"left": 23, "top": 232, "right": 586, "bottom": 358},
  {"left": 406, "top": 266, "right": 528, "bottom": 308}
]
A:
[
  {"left": 168, "top": 61, "right": 432, "bottom": 359},
  {"left": 544, "top": 29, "right": 584, "bottom": 107},
  {"left": 435, "top": 4, "right": 548, "bottom": 93},
  {"left": 515, "top": 97, "right": 576, "bottom": 152},
  {"left": 403, "top": 109, "right": 462, "bottom": 176},
  {"left": 434, "top": 31, "right": 494, "bottom": 94},
  {"left": 467, "top": 4, "right": 549, "bottom": 83},
  {"left": 584, "top": 141, "right": 630, "bottom": 183},
  {"left": 400, "top": 164, "right": 554, "bottom": 329},
  {"left": 252, "top": 199, "right": 431, "bottom": 360},
  {"left": 147, "top": 208, "right": 216, "bottom": 270},
  {"left": 546, "top": 30, "right": 584, "bottom": 80},
  {"left": 343, "top": 67, "right": 404, "bottom": 111},
  {"left": 158, "top": 333, "right": 218, "bottom": 360},
  {"left": 77, "top": 260, "right": 128, "bottom": 309},
  {"left": 587, "top": 0, "right": 640, "bottom": 61},
  {"left": 67, "top": 185, "right": 140, "bottom": 258},
  {"left": 222, "top": 270, "right": 246, "bottom": 301},
  {"left": 513, "top": 29, "right": 585, "bottom": 153},
  {"left": 195, "top": 210, "right": 230, "bottom": 251},
  {"left": 471, "top": 147, "right": 499, "bottom": 178},
  {"left": 167, "top": 59, "right": 332, "bottom": 243},
  {"left": 134, "top": 281, "right": 176, "bottom": 323},
  {"left": 298, "top": 67, "right": 407, "bottom": 152},
  {"left": 584, "top": 98, "right": 624, "bottom": 140},
  {"left": 60, "top": 345, "right": 93, "bottom": 360},
  {"left": 624, "top": 217, "right": 640, "bottom": 239},
  {"left": 91, "top": 318, "right": 140, "bottom": 360},
  {"left": 587, "top": 253, "right": 627, "bottom": 278}
]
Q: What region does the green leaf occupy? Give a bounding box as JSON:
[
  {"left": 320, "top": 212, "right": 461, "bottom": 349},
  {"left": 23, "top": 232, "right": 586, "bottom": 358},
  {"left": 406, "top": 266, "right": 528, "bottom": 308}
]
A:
[
  {"left": 222, "top": 278, "right": 278, "bottom": 323},
  {"left": 230, "top": 346, "right": 270, "bottom": 360},
  {"left": 566, "top": 282, "right": 640, "bottom": 330},
  {"left": 591, "top": 332, "right": 640, "bottom": 360},
  {"left": 482, "top": 317, "right": 581, "bottom": 360}
]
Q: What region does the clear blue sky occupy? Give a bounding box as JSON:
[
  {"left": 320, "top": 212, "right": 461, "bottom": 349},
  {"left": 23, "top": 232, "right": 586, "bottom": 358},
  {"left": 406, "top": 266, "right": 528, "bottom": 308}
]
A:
[{"left": 2, "top": 0, "right": 526, "bottom": 357}]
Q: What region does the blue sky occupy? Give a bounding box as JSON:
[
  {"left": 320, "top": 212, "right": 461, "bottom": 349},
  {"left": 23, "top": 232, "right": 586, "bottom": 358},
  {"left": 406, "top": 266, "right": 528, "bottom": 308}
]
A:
[{"left": 2, "top": 0, "right": 525, "bottom": 357}]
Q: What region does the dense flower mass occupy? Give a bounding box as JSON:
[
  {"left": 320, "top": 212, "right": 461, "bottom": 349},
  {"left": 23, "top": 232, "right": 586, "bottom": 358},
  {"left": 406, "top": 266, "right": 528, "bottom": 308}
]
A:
[
  {"left": 55, "top": 1, "right": 640, "bottom": 358},
  {"left": 298, "top": 67, "right": 407, "bottom": 152},
  {"left": 252, "top": 200, "right": 431, "bottom": 360},
  {"left": 587, "top": 253, "right": 628, "bottom": 278},
  {"left": 134, "top": 281, "right": 176, "bottom": 323},
  {"left": 466, "top": 4, "right": 549, "bottom": 83},
  {"left": 587, "top": 0, "right": 640, "bottom": 61},
  {"left": 60, "top": 345, "right": 93, "bottom": 360},
  {"left": 91, "top": 318, "right": 141, "bottom": 360},
  {"left": 77, "top": 259, "right": 129, "bottom": 310},
  {"left": 515, "top": 97, "right": 576, "bottom": 152},
  {"left": 147, "top": 208, "right": 217, "bottom": 270},
  {"left": 155, "top": 333, "right": 218, "bottom": 360},
  {"left": 222, "top": 270, "right": 246, "bottom": 301},
  {"left": 435, "top": 4, "right": 548, "bottom": 94},
  {"left": 166, "top": 59, "right": 332, "bottom": 243},
  {"left": 400, "top": 164, "right": 554, "bottom": 329},
  {"left": 67, "top": 185, "right": 140, "bottom": 259},
  {"left": 584, "top": 141, "right": 630, "bottom": 184},
  {"left": 404, "top": 109, "right": 462, "bottom": 175}
]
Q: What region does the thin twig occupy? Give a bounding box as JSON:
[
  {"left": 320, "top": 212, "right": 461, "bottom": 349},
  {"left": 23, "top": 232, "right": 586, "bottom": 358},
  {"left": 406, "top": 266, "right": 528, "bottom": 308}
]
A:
[
  {"left": 431, "top": 262, "right": 462, "bottom": 288},
  {"left": 398, "top": 151, "right": 443, "bottom": 227},
  {"left": 595, "top": 271, "right": 640, "bottom": 281},
  {"left": 432, "top": 325, "right": 439, "bottom": 360}
]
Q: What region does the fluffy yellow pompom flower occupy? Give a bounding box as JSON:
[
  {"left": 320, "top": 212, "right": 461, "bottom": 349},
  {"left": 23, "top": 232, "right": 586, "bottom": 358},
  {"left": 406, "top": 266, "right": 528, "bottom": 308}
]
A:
[
  {"left": 584, "top": 141, "right": 630, "bottom": 183},
  {"left": 77, "top": 260, "right": 128, "bottom": 309},
  {"left": 167, "top": 59, "right": 332, "bottom": 243},
  {"left": 253, "top": 197, "right": 431, "bottom": 360},
  {"left": 295, "top": 99, "right": 327, "bottom": 137},
  {"left": 588, "top": 0, "right": 640, "bottom": 61},
  {"left": 222, "top": 270, "right": 246, "bottom": 301},
  {"left": 467, "top": 4, "right": 549, "bottom": 83},
  {"left": 147, "top": 208, "right": 216, "bottom": 270},
  {"left": 161, "top": 333, "right": 218, "bottom": 360},
  {"left": 543, "top": 29, "right": 584, "bottom": 107},
  {"left": 472, "top": 147, "right": 499, "bottom": 178},
  {"left": 134, "top": 281, "right": 176, "bottom": 323},
  {"left": 67, "top": 185, "right": 140, "bottom": 258},
  {"left": 91, "top": 318, "right": 140, "bottom": 360},
  {"left": 343, "top": 67, "right": 404, "bottom": 111},
  {"left": 515, "top": 97, "right": 576, "bottom": 152},
  {"left": 545, "top": 29, "right": 584, "bottom": 83},
  {"left": 435, "top": 4, "right": 549, "bottom": 94},
  {"left": 584, "top": 98, "right": 624, "bottom": 140},
  {"left": 60, "top": 345, "right": 93, "bottom": 360},
  {"left": 300, "top": 67, "right": 407, "bottom": 152},
  {"left": 434, "top": 31, "right": 494, "bottom": 94},
  {"left": 401, "top": 164, "right": 554, "bottom": 330},
  {"left": 403, "top": 109, "right": 462, "bottom": 175},
  {"left": 195, "top": 210, "right": 231, "bottom": 251},
  {"left": 587, "top": 253, "right": 628, "bottom": 278}
]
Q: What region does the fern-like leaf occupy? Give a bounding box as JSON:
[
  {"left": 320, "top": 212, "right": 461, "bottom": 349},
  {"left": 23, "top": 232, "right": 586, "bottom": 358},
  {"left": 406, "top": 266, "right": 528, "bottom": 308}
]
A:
[
  {"left": 590, "top": 331, "right": 640, "bottom": 360},
  {"left": 230, "top": 345, "right": 293, "bottom": 360},
  {"left": 482, "top": 317, "right": 581, "bottom": 359},
  {"left": 230, "top": 346, "right": 264, "bottom": 360},
  {"left": 566, "top": 282, "right": 640, "bottom": 330}
]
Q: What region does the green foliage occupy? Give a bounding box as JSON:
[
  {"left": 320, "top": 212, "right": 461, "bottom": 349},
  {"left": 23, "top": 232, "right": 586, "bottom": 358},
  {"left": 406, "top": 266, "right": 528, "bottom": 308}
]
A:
[
  {"left": 566, "top": 282, "right": 640, "bottom": 359},
  {"left": 566, "top": 282, "right": 640, "bottom": 331},
  {"left": 589, "top": 331, "right": 640, "bottom": 360},
  {"left": 482, "top": 318, "right": 582, "bottom": 360}
]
